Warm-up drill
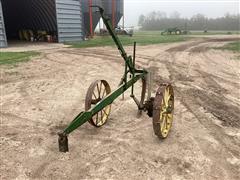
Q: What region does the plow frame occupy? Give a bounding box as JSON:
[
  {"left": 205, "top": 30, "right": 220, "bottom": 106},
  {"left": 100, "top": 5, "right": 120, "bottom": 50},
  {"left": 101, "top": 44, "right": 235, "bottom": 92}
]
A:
[{"left": 58, "top": 6, "right": 149, "bottom": 152}]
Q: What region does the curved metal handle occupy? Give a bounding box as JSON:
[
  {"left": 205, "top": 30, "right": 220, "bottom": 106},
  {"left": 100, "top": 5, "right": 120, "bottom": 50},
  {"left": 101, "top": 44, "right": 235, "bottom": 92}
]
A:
[{"left": 90, "top": 5, "right": 104, "bottom": 14}]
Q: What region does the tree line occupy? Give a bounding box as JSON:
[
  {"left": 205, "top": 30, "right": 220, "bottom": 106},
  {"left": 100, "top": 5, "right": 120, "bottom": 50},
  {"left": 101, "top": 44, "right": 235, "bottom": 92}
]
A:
[{"left": 138, "top": 11, "right": 240, "bottom": 31}]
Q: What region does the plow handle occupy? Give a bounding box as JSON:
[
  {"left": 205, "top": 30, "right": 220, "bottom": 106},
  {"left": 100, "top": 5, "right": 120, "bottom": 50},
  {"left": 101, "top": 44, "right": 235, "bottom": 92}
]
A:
[{"left": 90, "top": 5, "right": 135, "bottom": 74}]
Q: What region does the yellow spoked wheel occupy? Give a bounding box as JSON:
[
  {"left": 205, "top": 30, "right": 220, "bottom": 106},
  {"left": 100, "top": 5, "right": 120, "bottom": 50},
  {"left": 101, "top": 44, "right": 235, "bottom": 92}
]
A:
[
  {"left": 85, "top": 80, "right": 111, "bottom": 127},
  {"left": 152, "top": 83, "right": 174, "bottom": 139}
]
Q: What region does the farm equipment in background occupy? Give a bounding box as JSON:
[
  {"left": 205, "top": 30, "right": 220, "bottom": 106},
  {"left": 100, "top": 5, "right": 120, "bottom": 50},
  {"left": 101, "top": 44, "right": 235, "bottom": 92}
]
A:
[
  {"left": 58, "top": 6, "right": 175, "bottom": 152},
  {"left": 99, "top": 28, "right": 108, "bottom": 35},
  {"left": 18, "top": 29, "right": 57, "bottom": 42},
  {"left": 115, "top": 26, "right": 133, "bottom": 37},
  {"left": 161, "top": 27, "right": 182, "bottom": 35},
  {"left": 99, "top": 26, "right": 133, "bottom": 37}
]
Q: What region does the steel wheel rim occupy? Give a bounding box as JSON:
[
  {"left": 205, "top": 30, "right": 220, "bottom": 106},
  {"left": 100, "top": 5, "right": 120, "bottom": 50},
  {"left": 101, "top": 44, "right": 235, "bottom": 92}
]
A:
[
  {"left": 153, "top": 84, "right": 174, "bottom": 139},
  {"left": 85, "top": 80, "right": 111, "bottom": 127},
  {"left": 160, "top": 86, "right": 174, "bottom": 137}
]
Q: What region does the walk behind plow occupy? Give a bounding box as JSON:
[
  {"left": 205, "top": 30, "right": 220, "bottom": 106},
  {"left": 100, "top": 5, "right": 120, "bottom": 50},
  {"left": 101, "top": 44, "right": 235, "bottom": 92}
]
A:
[{"left": 58, "top": 6, "right": 174, "bottom": 152}]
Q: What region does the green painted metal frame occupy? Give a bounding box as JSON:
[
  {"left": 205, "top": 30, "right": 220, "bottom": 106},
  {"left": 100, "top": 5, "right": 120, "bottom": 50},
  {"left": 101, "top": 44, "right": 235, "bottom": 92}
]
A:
[
  {"left": 64, "top": 72, "right": 146, "bottom": 134},
  {"left": 58, "top": 6, "right": 148, "bottom": 152}
]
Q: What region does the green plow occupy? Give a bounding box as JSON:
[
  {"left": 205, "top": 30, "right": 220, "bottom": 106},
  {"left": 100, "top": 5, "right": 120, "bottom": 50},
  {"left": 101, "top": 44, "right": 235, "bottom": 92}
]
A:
[{"left": 58, "top": 6, "right": 175, "bottom": 152}]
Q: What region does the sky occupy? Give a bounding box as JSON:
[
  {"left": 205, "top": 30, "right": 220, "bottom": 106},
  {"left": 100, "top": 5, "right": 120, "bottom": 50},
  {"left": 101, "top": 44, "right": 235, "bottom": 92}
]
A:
[{"left": 123, "top": 0, "right": 240, "bottom": 26}]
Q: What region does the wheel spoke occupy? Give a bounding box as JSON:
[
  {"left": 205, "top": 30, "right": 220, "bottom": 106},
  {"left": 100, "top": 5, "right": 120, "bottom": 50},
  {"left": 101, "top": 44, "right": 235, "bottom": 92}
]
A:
[
  {"left": 100, "top": 110, "right": 103, "bottom": 124},
  {"left": 102, "top": 88, "right": 106, "bottom": 98},
  {"left": 167, "top": 95, "right": 172, "bottom": 107},
  {"left": 167, "top": 114, "right": 173, "bottom": 123},
  {"left": 161, "top": 114, "right": 166, "bottom": 132},
  {"left": 164, "top": 88, "right": 169, "bottom": 106},
  {"left": 164, "top": 114, "right": 168, "bottom": 130},
  {"left": 102, "top": 108, "right": 108, "bottom": 116},
  {"left": 95, "top": 112, "right": 99, "bottom": 124},
  {"left": 160, "top": 110, "right": 164, "bottom": 121},
  {"left": 96, "top": 83, "right": 100, "bottom": 98},
  {"left": 93, "top": 91, "right": 97, "bottom": 99},
  {"left": 99, "top": 82, "right": 103, "bottom": 97},
  {"left": 162, "top": 98, "right": 166, "bottom": 108}
]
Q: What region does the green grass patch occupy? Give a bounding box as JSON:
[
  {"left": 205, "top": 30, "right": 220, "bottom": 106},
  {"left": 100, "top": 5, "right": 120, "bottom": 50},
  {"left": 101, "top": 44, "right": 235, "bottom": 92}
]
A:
[
  {"left": 215, "top": 41, "right": 240, "bottom": 52},
  {"left": 0, "top": 51, "right": 40, "bottom": 65},
  {"left": 189, "top": 31, "right": 240, "bottom": 35},
  {"left": 67, "top": 31, "right": 189, "bottom": 48}
]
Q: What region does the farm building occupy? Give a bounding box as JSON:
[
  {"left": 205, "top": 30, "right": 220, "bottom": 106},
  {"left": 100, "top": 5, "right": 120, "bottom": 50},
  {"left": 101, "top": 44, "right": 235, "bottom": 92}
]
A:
[{"left": 0, "top": 0, "right": 123, "bottom": 48}]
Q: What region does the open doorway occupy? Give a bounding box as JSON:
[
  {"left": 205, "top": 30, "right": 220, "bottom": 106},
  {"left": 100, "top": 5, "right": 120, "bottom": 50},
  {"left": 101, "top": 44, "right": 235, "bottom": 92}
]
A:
[{"left": 1, "top": 0, "right": 58, "bottom": 44}]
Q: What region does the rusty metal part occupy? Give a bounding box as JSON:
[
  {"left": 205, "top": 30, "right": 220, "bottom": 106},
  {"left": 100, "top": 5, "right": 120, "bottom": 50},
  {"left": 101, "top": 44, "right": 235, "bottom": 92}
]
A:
[
  {"left": 85, "top": 80, "right": 111, "bottom": 127},
  {"left": 58, "top": 133, "right": 69, "bottom": 152},
  {"left": 139, "top": 77, "right": 147, "bottom": 109},
  {"left": 144, "top": 97, "right": 155, "bottom": 117},
  {"left": 152, "top": 83, "right": 174, "bottom": 139},
  {"left": 130, "top": 77, "right": 147, "bottom": 115}
]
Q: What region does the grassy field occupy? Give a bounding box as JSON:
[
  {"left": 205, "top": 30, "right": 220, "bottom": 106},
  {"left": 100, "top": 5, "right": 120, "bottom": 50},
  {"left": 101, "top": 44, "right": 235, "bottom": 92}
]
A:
[
  {"left": 141, "top": 30, "right": 239, "bottom": 35},
  {"left": 222, "top": 41, "right": 240, "bottom": 52},
  {"left": 67, "top": 30, "right": 239, "bottom": 48},
  {"left": 214, "top": 41, "right": 240, "bottom": 60},
  {"left": 214, "top": 41, "right": 240, "bottom": 52},
  {"left": 67, "top": 31, "right": 189, "bottom": 48},
  {"left": 189, "top": 31, "right": 240, "bottom": 35},
  {"left": 0, "top": 51, "right": 40, "bottom": 65}
]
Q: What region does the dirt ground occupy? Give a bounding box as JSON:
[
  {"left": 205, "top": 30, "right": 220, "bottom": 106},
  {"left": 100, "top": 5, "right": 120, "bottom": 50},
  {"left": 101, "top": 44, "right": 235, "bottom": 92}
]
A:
[{"left": 1, "top": 35, "right": 240, "bottom": 179}]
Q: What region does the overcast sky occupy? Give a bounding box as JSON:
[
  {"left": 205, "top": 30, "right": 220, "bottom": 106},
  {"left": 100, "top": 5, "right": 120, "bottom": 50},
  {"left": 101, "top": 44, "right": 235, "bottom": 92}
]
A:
[{"left": 123, "top": 0, "right": 240, "bottom": 26}]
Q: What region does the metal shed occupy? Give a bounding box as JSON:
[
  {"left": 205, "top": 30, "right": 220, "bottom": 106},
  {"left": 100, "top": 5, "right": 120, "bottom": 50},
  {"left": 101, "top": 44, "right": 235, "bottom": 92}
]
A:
[
  {"left": 0, "top": 0, "right": 124, "bottom": 48},
  {"left": 0, "top": 0, "right": 83, "bottom": 47},
  {"left": 0, "top": 0, "right": 7, "bottom": 47}
]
